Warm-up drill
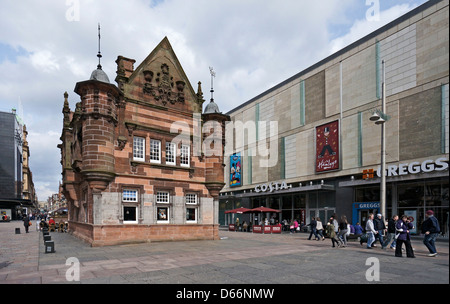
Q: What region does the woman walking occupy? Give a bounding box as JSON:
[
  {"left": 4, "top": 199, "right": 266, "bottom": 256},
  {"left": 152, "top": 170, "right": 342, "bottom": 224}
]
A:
[
  {"left": 325, "top": 218, "right": 343, "bottom": 248},
  {"left": 395, "top": 215, "right": 415, "bottom": 258},
  {"left": 338, "top": 215, "right": 349, "bottom": 247},
  {"left": 316, "top": 217, "right": 325, "bottom": 240}
]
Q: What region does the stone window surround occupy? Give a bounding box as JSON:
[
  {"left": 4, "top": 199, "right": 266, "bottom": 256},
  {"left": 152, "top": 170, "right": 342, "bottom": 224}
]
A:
[{"left": 119, "top": 184, "right": 144, "bottom": 224}]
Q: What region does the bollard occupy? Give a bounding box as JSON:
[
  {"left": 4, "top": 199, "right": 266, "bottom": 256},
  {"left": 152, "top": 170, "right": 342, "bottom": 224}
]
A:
[
  {"left": 45, "top": 241, "right": 55, "bottom": 253},
  {"left": 15, "top": 228, "right": 20, "bottom": 234},
  {"left": 44, "top": 235, "right": 51, "bottom": 242}
]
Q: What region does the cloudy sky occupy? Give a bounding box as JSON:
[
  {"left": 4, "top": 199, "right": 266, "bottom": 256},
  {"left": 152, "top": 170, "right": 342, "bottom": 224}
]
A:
[{"left": 0, "top": 0, "right": 428, "bottom": 202}]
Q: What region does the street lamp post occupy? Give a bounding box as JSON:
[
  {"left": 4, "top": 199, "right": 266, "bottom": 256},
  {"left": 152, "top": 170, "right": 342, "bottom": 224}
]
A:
[{"left": 370, "top": 60, "right": 387, "bottom": 220}]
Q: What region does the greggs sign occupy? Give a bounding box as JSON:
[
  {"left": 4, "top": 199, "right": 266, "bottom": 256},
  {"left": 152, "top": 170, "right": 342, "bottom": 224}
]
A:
[{"left": 363, "top": 157, "right": 448, "bottom": 179}]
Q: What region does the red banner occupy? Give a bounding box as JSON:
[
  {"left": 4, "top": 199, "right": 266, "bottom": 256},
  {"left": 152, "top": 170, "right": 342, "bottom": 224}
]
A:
[
  {"left": 316, "top": 120, "right": 339, "bottom": 172},
  {"left": 272, "top": 225, "right": 282, "bottom": 234},
  {"left": 252, "top": 225, "right": 263, "bottom": 233},
  {"left": 263, "top": 226, "right": 272, "bottom": 234}
]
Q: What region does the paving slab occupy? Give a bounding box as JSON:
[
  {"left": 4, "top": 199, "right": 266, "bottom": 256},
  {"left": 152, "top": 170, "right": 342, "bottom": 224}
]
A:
[{"left": 0, "top": 221, "right": 448, "bottom": 289}]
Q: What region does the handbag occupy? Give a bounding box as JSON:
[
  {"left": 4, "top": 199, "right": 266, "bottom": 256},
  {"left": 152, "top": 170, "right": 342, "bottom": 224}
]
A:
[{"left": 360, "top": 233, "right": 368, "bottom": 242}]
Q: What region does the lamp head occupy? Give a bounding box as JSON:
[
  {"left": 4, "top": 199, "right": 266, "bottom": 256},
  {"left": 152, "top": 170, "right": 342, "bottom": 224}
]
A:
[
  {"left": 375, "top": 117, "right": 386, "bottom": 125},
  {"left": 370, "top": 112, "right": 381, "bottom": 121}
]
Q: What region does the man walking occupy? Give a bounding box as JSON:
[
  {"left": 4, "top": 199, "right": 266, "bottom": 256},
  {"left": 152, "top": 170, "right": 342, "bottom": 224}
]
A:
[
  {"left": 365, "top": 213, "right": 377, "bottom": 249},
  {"left": 422, "top": 210, "right": 440, "bottom": 257},
  {"left": 373, "top": 213, "right": 386, "bottom": 247},
  {"left": 308, "top": 217, "right": 319, "bottom": 240},
  {"left": 382, "top": 215, "right": 398, "bottom": 250}
]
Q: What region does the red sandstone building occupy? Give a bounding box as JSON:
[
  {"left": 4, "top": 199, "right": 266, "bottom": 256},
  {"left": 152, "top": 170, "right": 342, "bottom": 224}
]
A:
[{"left": 59, "top": 37, "right": 229, "bottom": 246}]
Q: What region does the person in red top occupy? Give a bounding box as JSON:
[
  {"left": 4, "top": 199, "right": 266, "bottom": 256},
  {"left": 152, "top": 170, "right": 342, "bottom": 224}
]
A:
[{"left": 49, "top": 218, "right": 56, "bottom": 225}]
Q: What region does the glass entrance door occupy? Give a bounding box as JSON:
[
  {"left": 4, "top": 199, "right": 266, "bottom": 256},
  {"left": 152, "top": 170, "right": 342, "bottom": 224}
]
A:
[
  {"left": 317, "top": 208, "right": 335, "bottom": 224},
  {"left": 359, "top": 209, "right": 377, "bottom": 230}
]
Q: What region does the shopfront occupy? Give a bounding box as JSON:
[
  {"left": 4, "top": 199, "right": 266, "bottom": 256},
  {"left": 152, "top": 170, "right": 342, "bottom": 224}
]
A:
[
  {"left": 341, "top": 157, "right": 449, "bottom": 237},
  {"left": 219, "top": 180, "right": 337, "bottom": 227}
]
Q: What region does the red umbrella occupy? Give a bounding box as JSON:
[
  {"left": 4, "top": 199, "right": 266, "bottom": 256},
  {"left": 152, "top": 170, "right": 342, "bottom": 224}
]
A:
[
  {"left": 247, "top": 206, "right": 281, "bottom": 213},
  {"left": 225, "top": 207, "right": 251, "bottom": 214}
]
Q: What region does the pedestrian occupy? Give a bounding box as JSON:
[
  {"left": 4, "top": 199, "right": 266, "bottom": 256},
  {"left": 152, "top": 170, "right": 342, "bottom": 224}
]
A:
[
  {"left": 373, "top": 213, "right": 386, "bottom": 246},
  {"left": 235, "top": 217, "right": 239, "bottom": 232},
  {"left": 382, "top": 215, "right": 398, "bottom": 250},
  {"left": 23, "top": 214, "right": 30, "bottom": 233},
  {"left": 331, "top": 215, "right": 339, "bottom": 235},
  {"left": 316, "top": 217, "right": 325, "bottom": 240},
  {"left": 338, "top": 215, "right": 349, "bottom": 247},
  {"left": 365, "top": 213, "right": 377, "bottom": 249},
  {"left": 421, "top": 210, "right": 440, "bottom": 257},
  {"left": 325, "top": 218, "right": 343, "bottom": 248},
  {"left": 395, "top": 215, "right": 415, "bottom": 258},
  {"left": 307, "top": 217, "right": 319, "bottom": 240},
  {"left": 242, "top": 221, "right": 248, "bottom": 232},
  {"left": 354, "top": 222, "right": 363, "bottom": 239}
]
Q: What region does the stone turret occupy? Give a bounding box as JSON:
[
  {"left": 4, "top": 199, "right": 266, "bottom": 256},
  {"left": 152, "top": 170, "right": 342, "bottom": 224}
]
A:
[
  {"left": 202, "top": 87, "right": 230, "bottom": 198},
  {"left": 74, "top": 73, "right": 122, "bottom": 191}
]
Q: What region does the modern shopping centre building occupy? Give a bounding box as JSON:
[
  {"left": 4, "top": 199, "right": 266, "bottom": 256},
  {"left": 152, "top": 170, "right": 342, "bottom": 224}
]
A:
[{"left": 219, "top": 0, "right": 449, "bottom": 237}]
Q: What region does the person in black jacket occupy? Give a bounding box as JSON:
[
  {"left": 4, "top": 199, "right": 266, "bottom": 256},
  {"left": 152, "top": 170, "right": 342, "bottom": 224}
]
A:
[
  {"left": 308, "top": 217, "right": 319, "bottom": 240},
  {"left": 23, "top": 214, "right": 30, "bottom": 233},
  {"left": 422, "top": 210, "right": 440, "bottom": 257},
  {"left": 382, "top": 215, "right": 398, "bottom": 250},
  {"left": 373, "top": 214, "right": 386, "bottom": 247}
]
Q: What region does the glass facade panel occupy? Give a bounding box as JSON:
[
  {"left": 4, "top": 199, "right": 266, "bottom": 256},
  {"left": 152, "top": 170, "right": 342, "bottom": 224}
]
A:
[
  {"left": 293, "top": 194, "right": 306, "bottom": 209},
  {"left": 398, "top": 183, "right": 424, "bottom": 207}
]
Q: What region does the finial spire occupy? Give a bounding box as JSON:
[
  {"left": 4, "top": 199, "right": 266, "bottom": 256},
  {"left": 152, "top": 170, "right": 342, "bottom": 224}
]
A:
[
  {"left": 209, "top": 66, "right": 215, "bottom": 102},
  {"left": 97, "top": 23, "right": 102, "bottom": 70}
]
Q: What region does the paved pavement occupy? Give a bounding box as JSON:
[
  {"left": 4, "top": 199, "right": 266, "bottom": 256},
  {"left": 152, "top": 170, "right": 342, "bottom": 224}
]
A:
[{"left": 1, "top": 221, "right": 448, "bottom": 285}]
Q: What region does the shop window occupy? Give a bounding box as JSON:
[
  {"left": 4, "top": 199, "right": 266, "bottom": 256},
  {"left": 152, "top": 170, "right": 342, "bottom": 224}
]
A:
[
  {"left": 150, "top": 139, "right": 161, "bottom": 163},
  {"left": 398, "top": 183, "right": 424, "bottom": 207},
  {"left": 123, "top": 206, "right": 137, "bottom": 223},
  {"left": 157, "top": 206, "right": 169, "bottom": 223},
  {"left": 122, "top": 189, "right": 138, "bottom": 224},
  {"left": 133, "top": 137, "right": 145, "bottom": 162},
  {"left": 166, "top": 142, "right": 176, "bottom": 165},
  {"left": 186, "top": 208, "right": 197, "bottom": 223}
]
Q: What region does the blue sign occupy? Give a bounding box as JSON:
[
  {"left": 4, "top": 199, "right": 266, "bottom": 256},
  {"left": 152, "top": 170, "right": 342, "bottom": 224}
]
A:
[{"left": 352, "top": 202, "right": 380, "bottom": 225}]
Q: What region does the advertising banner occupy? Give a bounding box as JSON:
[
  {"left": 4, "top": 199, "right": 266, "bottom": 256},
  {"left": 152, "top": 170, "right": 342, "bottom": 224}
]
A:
[
  {"left": 315, "top": 120, "right": 339, "bottom": 173},
  {"left": 230, "top": 153, "right": 242, "bottom": 187}
]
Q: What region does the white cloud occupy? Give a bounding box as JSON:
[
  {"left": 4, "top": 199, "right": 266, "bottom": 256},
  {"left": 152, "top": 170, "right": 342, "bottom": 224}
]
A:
[
  {"left": 0, "top": 0, "right": 424, "bottom": 201},
  {"left": 328, "top": 3, "right": 420, "bottom": 55}
]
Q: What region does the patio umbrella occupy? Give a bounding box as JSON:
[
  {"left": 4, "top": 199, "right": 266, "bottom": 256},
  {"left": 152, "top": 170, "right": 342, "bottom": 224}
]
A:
[
  {"left": 224, "top": 207, "right": 251, "bottom": 214},
  {"left": 246, "top": 206, "right": 281, "bottom": 213}
]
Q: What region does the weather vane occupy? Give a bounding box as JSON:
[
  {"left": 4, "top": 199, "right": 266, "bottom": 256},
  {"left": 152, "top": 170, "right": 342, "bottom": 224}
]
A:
[{"left": 209, "top": 66, "right": 215, "bottom": 101}]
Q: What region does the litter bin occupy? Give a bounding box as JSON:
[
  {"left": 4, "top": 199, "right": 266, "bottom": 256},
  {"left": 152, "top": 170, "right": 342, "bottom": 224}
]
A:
[
  {"left": 45, "top": 241, "right": 55, "bottom": 253},
  {"left": 15, "top": 228, "right": 20, "bottom": 234}
]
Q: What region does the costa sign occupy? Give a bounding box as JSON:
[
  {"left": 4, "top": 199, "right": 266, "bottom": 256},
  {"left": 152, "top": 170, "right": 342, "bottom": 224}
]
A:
[
  {"left": 254, "top": 181, "right": 291, "bottom": 193},
  {"left": 375, "top": 157, "right": 448, "bottom": 177}
]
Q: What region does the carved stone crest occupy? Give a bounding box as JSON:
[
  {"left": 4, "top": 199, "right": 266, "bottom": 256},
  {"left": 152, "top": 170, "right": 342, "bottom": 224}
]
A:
[{"left": 143, "top": 63, "right": 185, "bottom": 105}]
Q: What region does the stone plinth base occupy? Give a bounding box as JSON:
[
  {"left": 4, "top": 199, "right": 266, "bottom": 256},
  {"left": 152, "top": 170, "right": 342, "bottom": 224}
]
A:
[{"left": 68, "top": 221, "right": 220, "bottom": 247}]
